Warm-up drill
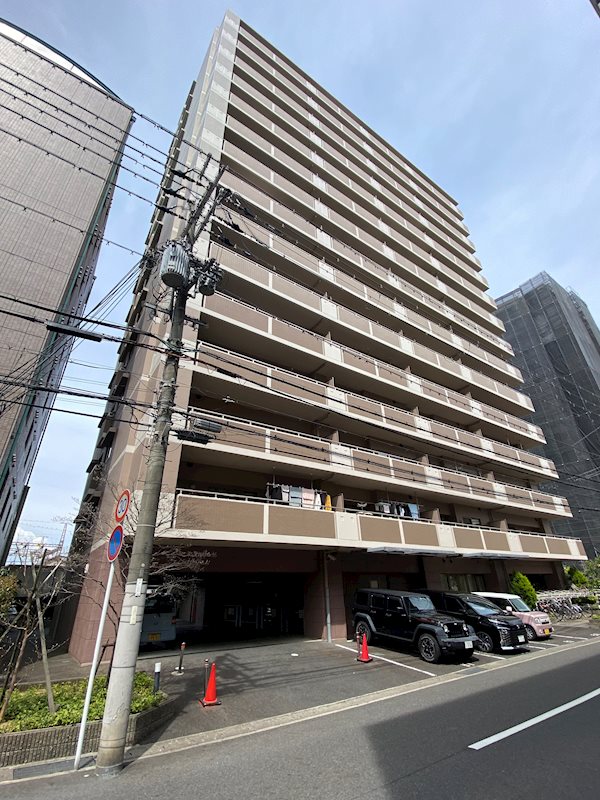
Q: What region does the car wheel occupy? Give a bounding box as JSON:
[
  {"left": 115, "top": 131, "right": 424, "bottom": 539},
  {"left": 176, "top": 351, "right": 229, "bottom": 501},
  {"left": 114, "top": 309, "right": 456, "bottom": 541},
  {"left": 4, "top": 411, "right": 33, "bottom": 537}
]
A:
[
  {"left": 355, "top": 619, "right": 372, "bottom": 644},
  {"left": 525, "top": 624, "right": 536, "bottom": 642},
  {"left": 418, "top": 633, "right": 441, "bottom": 664},
  {"left": 476, "top": 631, "right": 495, "bottom": 653}
]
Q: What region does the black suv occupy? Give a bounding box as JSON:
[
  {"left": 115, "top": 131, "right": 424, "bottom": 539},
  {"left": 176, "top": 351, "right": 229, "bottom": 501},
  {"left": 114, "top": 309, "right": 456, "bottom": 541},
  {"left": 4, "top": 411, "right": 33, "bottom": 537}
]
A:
[
  {"left": 351, "top": 589, "right": 478, "bottom": 663},
  {"left": 419, "top": 590, "right": 528, "bottom": 653}
]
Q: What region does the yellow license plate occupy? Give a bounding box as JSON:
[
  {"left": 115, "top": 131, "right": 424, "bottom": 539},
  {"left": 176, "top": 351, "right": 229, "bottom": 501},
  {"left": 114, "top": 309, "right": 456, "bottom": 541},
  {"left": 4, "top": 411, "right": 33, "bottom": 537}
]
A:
[
  {"left": 544, "top": 629, "right": 551, "bottom": 635},
  {"left": 148, "top": 633, "right": 161, "bottom": 641}
]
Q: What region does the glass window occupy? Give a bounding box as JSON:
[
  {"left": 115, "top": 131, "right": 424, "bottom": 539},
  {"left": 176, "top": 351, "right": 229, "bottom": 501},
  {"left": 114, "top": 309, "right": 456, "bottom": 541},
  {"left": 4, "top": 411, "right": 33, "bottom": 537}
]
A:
[
  {"left": 387, "top": 597, "right": 407, "bottom": 613},
  {"left": 371, "top": 594, "right": 385, "bottom": 609},
  {"left": 465, "top": 599, "right": 503, "bottom": 616},
  {"left": 406, "top": 595, "right": 436, "bottom": 613},
  {"left": 441, "top": 574, "right": 485, "bottom": 592},
  {"left": 444, "top": 596, "right": 464, "bottom": 613},
  {"left": 510, "top": 597, "right": 530, "bottom": 612}
]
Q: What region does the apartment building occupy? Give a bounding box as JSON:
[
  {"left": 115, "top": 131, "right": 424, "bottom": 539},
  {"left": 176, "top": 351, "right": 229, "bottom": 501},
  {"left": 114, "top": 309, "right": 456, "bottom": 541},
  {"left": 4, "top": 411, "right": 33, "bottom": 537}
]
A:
[
  {"left": 497, "top": 273, "right": 600, "bottom": 557},
  {"left": 69, "top": 12, "right": 584, "bottom": 662},
  {"left": 0, "top": 19, "right": 133, "bottom": 561}
]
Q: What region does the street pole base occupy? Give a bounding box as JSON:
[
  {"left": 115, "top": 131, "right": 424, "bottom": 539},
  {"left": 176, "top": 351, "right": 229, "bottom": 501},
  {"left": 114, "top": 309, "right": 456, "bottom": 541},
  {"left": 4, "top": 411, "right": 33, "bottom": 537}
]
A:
[{"left": 96, "top": 762, "right": 125, "bottom": 779}]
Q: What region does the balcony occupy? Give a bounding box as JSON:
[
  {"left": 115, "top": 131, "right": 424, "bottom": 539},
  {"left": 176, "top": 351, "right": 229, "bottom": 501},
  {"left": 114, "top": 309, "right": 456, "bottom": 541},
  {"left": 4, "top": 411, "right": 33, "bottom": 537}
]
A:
[
  {"left": 226, "top": 82, "right": 483, "bottom": 287},
  {"left": 220, "top": 149, "right": 503, "bottom": 336},
  {"left": 215, "top": 211, "right": 512, "bottom": 371},
  {"left": 218, "top": 173, "right": 512, "bottom": 355},
  {"left": 227, "top": 72, "right": 483, "bottom": 288},
  {"left": 236, "top": 30, "right": 466, "bottom": 230},
  {"left": 187, "top": 341, "right": 557, "bottom": 479},
  {"left": 174, "top": 412, "right": 570, "bottom": 518},
  {"left": 227, "top": 81, "right": 491, "bottom": 296},
  {"left": 195, "top": 291, "right": 542, "bottom": 438},
  {"left": 213, "top": 229, "right": 521, "bottom": 388},
  {"left": 165, "top": 493, "right": 584, "bottom": 561},
  {"left": 232, "top": 52, "right": 470, "bottom": 247}
]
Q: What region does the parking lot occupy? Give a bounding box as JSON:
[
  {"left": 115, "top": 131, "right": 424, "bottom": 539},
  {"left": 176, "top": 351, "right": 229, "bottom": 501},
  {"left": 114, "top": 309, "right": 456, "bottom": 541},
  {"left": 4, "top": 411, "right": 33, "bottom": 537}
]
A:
[{"left": 129, "top": 619, "right": 600, "bottom": 746}]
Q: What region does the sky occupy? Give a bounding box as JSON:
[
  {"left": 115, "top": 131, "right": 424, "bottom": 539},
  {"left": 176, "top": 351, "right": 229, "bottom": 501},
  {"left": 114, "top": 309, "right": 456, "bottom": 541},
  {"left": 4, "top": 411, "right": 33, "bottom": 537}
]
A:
[{"left": 0, "top": 0, "right": 598, "bottom": 549}]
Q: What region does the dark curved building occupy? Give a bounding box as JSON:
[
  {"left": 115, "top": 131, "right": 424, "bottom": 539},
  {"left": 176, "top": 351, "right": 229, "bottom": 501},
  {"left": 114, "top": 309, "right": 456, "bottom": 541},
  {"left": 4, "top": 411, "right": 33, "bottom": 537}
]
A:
[{"left": 0, "top": 19, "right": 133, "bottom": 561}]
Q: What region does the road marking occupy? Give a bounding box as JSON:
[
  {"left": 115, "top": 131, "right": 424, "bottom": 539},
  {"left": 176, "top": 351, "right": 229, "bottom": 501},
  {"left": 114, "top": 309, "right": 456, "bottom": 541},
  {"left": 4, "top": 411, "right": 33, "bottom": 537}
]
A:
[
  {"left": 552, "top": 633, "right": 588, "bottom": 640},
  {"left": 474, "top": 651, "right": 505, "bottom": 660},
  {"left": 469, "top": 687, "right": 600, "bottom": 750},
  {"left": 525, "top": 644, "right": 545, "bottom": 650},
  {"left": 534, "top": 640, "right": 559, "bottom": 646},
  {"left": 334, "top": 644, "right": 436, "bottom": 676},
  {"left": 4, "top": 638, "right": 600, "bottom": 786}
]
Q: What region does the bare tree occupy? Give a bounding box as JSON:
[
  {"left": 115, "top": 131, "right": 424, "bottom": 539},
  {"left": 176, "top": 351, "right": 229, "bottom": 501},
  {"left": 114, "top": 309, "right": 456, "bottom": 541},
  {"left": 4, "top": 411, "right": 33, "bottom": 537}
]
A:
[{"left": 0, "top": 476, "right": 214, "bottom": 723}]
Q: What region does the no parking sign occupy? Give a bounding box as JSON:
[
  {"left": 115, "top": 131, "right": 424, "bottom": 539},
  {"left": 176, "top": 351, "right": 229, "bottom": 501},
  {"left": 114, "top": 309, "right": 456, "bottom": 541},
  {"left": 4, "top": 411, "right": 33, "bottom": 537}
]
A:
[{"left": 107, "top": 525, "right": 124, "bottom": 562}]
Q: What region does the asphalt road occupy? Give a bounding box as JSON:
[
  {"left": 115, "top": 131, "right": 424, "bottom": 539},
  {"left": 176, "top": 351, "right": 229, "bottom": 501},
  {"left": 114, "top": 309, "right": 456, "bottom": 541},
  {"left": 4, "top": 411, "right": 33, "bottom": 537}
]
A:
[{"left": 4, "top": 638, "right": 600, "bottom": 800}]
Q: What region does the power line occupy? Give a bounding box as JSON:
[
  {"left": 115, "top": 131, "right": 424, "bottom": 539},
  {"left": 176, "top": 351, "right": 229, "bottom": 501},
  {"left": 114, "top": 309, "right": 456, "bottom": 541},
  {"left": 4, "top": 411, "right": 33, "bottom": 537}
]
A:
[{"left": 0, "top": 122, "right": 190, "bottom": 221}]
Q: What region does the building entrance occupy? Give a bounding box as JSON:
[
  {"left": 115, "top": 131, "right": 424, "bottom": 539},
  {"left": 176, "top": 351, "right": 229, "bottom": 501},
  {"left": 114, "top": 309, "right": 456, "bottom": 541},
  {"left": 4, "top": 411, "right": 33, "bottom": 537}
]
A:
[{"left": 198, "top": 573, "right": 305, "bottom": 640}]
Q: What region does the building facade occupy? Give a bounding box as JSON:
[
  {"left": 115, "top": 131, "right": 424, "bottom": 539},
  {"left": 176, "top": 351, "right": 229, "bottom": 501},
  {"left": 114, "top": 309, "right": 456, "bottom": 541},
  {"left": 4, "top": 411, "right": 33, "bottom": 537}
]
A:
[
  {"left": 497, "top": 273, "right": 600, "bottom": 557},
  {"left": 70, "top": 12, "right": 584, "bottom": 663},
  {"left": 0, "top": 20, "right": 133, "bottom": 561}
]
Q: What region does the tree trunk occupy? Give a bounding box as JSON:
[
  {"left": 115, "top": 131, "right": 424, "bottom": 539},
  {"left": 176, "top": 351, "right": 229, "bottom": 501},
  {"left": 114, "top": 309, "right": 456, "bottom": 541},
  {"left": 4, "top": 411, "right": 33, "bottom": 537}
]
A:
[{"left": 35, "top": 592, "right": 56, "bottom": 714}]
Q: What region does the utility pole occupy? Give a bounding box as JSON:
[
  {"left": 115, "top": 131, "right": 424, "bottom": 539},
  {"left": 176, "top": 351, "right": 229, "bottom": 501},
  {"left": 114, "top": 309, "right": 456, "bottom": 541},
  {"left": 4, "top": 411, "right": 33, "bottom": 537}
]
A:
[{"left": 95, "top": 173, "right": 225, "bottom": 775}]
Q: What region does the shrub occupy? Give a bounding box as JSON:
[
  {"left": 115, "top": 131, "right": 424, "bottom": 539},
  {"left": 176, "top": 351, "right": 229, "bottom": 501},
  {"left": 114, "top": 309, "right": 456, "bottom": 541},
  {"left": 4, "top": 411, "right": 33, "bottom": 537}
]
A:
[
  {"left": 0, "top": 672, "right": 165, "bottom": 733},
  {"left": 565, "top": 566, "right": 588, "bottom": 588},
  {"left": 510, "top": 572, "right": 537, "bottom": 609}
]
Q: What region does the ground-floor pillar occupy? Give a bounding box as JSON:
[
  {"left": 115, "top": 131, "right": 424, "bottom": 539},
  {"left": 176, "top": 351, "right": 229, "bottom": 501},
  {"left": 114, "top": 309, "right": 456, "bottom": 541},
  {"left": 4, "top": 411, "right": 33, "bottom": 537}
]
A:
[{"left": 303, "top": 554, "right": 346, "bottom": 639}]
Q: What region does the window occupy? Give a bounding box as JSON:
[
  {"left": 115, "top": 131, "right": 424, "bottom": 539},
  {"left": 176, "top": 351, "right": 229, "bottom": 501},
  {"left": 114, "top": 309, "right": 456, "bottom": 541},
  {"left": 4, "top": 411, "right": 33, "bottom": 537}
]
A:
[
  {"left": 441, "top": 574, "right": 485, "bottom": 592},
  {"left": 387, "top": 597, "right": 407, "bottom": 613},
  {"left": 444, "top": 596, "right": 464, "bottom": 613},
  {"left": 370, "top": 594, "right": 385, "bottom": 609},
  {"left": 406, "top": 596, "right": 436, "bottom": 613}
]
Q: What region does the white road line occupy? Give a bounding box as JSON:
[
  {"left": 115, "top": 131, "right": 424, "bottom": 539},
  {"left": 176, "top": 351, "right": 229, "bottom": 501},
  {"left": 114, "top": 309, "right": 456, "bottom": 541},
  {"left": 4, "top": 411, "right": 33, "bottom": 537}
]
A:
[
  {"left": 525, "top": 644, "right": 545, "bottom": 650},
  {"left": 534, "top": 640, "right": 559, "bottom": 646},
  {"left": 474, "top": 651, "right": 506, "bottom": 660},
  {"left": 334, "top": 643, "right": 436, "bottom": 676},
  {"left": 469, "top": 687, "right": 600, "bottom": 750},
  {"left": 552, "top": 633, "right": 588, "bottom": 641}
]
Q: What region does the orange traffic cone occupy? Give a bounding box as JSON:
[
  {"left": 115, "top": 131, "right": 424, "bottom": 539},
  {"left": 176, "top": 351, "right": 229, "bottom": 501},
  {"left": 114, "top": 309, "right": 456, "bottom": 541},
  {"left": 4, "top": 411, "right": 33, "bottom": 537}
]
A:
[
  {"left": 200, "top": 661, "right": 222, "bottom": 706},
  {"left": 357, "top": 633, "right": 373, "bottom": 663}
]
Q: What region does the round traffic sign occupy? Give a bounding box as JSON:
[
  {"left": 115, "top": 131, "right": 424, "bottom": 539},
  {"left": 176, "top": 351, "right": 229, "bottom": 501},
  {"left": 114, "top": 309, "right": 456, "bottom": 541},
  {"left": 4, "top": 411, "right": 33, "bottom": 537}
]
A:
[
  {"left": 115, "top": 490, "right": 131, "bottom": 523},
  {"left": 107, "top": 525, "right": 124, "bottom": 562}
]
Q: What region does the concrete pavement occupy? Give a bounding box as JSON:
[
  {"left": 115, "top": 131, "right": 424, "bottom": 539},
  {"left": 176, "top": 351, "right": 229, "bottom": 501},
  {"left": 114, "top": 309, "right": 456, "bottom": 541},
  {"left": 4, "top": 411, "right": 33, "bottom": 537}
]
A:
[
  {"left": 2, "top": 620, "right": 599, "bottom": 781},
  {"left": 3, "top": 631, "right": 600, "bottom": 798}
]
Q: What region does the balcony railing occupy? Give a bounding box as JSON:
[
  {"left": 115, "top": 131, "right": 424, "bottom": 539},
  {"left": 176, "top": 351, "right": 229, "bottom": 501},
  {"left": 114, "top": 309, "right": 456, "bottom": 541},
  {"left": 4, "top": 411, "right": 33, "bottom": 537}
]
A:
[
  {"left": 236, "top": 29, "right": 466, "bottom": 229},
  {"left": 189, "top": 341, "right": 557, "bottom": 479},
  {"left": 167, "top": 492, "right": 585, "bottom": 561},
  {"left": 220, "top": 168, "right": 511, "bottom": 356},
  {"left": 197, "top": 291, "right": 543, "bottom": 438},
  {"left": 176, "top": 411, "right": 569, "bottom": 518},
  {"left": 214, "top": 230, "right": 521, "bottom": 388},
  {"left": 226, "top": 88, "right": 483, "bottom": 287}
]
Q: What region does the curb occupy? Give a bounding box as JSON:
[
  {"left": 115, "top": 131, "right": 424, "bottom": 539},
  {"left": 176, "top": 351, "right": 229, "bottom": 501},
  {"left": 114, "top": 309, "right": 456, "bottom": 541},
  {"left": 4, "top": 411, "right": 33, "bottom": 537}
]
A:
[{"left": 2, "top": 635, "right": 599, "bottom": 784}]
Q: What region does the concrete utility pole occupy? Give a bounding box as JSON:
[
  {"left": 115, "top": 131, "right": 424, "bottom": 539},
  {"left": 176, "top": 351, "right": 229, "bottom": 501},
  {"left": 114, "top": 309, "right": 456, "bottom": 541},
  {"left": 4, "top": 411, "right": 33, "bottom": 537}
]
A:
[{"left": 95, "top": 174, "right": 225, "bottom": 775}]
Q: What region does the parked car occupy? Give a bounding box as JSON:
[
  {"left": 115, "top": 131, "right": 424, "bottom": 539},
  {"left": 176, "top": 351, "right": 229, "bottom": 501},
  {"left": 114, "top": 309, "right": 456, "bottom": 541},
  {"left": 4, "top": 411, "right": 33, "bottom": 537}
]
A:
[
  {"left": 351, "top": 588, "right": 478, "bottom": 663},
  {"left": 473, "top": 591, "right": 553, "bottom": 641},
  {"left": 419, "top": 590, "right": 528, "bottom": 653},
  {"left": 140, "top": 589, "right": 177, "bottom": 646}
]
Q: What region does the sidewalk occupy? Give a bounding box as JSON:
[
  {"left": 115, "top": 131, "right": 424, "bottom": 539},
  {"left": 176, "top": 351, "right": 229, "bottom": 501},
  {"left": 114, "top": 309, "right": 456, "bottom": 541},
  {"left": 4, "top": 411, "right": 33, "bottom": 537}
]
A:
[{"left": 4, "top": 620, "right": 599, "bottom": 780}]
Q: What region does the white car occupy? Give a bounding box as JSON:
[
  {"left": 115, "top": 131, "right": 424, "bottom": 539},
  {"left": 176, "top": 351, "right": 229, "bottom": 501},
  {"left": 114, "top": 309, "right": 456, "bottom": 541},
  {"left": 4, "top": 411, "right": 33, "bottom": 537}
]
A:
[{"left": 473, "top": 591, "right": 553, "bottom": 641}]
